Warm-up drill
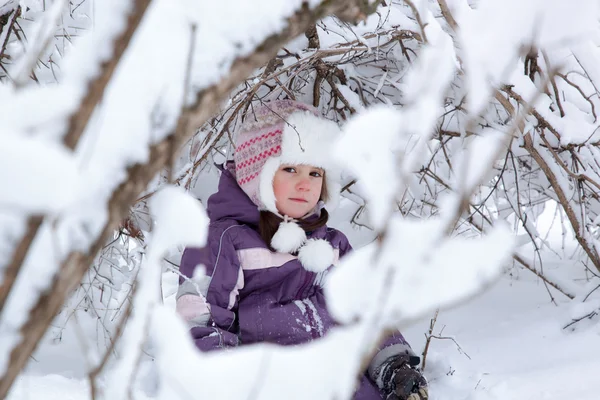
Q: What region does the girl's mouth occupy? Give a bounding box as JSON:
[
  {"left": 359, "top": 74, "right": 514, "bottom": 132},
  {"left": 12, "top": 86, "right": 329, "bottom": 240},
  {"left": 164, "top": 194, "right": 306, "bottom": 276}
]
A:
[{"left": 289, "top": 198, "right": 308, "bottom": 203}]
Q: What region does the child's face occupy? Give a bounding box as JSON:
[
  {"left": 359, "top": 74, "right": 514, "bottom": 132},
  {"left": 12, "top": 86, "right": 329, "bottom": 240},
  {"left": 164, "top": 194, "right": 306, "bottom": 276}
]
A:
[{"left": 273, "top": 164, "right": 324, "bottom": 218}]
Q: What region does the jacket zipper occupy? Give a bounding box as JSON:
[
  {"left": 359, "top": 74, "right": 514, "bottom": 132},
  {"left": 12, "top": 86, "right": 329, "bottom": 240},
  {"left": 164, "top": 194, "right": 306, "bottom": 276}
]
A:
[{"left": 295, "top": 270, "right": 313, "bottom": 299}]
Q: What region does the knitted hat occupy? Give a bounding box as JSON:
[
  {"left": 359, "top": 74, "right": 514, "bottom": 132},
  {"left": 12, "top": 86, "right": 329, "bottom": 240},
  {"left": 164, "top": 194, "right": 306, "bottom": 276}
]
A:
[{"left": 234, "top": 100, "right": 342, "bottom": 272}]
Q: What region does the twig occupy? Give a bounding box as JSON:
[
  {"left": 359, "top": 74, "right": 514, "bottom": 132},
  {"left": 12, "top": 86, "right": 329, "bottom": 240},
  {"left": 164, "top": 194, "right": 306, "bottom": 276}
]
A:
[
  {"left": 0, "top": 6, "right": 20, "bottom": 72},
  {"left": 541, "top": 51, "right": 565, "bottom": 118},
  {"left": 12, "top": 0, "right": 68, "bottom": 88},
  {"left": 512, "top": 254, "right": 575, "bottom": 300},
  {"left": 326, "top": 74, "right": 356, "bottom": 114},
  {"left": 341, "top": 179, "right": 357, "bottom": 192},
  {"left": 557, "top": 72, "right": 597, "bottom": 122},
  {"left": 429, "top": 335, "right": 471, "bottom": 360},
  {"left": 563, "top": 310, "right": 598, "bottom": 330},
  {"left": 421, "top": 309, "right": 439, "bottom": 370},
  {"left": 436, "top": 0, "right": 457, "bottom": 32},
  {"left": 404, "top": 0, "right": 428, "bottom": 43},
  {"left": 583, "top": 283, "right": 600, "bottom": 302}
]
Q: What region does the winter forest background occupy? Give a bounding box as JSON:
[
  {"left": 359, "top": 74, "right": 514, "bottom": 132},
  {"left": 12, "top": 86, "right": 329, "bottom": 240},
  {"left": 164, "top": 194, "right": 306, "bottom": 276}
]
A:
[{"left": 1, "top": 0, "right": 600, "bottom": 399}]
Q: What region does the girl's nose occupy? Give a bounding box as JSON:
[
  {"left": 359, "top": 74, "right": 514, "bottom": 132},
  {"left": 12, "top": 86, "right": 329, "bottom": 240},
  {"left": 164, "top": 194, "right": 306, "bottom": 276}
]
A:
[{"left": 296, "top": 178, "right": 311, "bottom": 191}]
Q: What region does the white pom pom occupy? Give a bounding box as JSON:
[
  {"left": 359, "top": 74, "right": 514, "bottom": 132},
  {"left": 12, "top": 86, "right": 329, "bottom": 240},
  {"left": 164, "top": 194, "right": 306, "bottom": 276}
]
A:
[
  {"left": 298, "top": 239, "right": 335, "bottom": 272},
  {"left": 271, "top": 221, "right": 306, "bottom": 253}
]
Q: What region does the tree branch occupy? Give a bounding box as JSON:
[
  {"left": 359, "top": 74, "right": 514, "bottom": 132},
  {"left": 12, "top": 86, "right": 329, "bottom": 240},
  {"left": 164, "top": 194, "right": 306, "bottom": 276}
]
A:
[
  {"left": 12, "top": 0, "right": 68, "bottom": 88},
  {"left": 64, "top": 0, "right": 153, "bottom": 150},
  {"left": 0, "top": 0, "right": 153, "bottom": 326},
  {"left": 0, "top": 6, "right": 20, "bottom": 67},
  {"left": 513, "top": 254, "right": 575, "bottom": 300},
  {"left": 500, "top": 87, "right": 600, "bottom": 273},
  {"left": 421, "top": 309, "right": 439, "bottom": 370}
]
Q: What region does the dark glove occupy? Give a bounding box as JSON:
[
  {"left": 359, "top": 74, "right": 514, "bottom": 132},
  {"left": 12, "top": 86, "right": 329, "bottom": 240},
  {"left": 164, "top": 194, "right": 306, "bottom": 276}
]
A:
[{"left": 380, "top": 354, "right": 428, "bottom": 400}]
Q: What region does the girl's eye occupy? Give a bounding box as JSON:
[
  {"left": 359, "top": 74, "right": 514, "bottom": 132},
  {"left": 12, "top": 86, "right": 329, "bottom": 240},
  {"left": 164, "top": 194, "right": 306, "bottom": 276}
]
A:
[
  {"left": 310, "top": 171, "right": 323, "bottom": 178},
  {"left": 283, "top": 167, "right": 296, "bottom": 173}
]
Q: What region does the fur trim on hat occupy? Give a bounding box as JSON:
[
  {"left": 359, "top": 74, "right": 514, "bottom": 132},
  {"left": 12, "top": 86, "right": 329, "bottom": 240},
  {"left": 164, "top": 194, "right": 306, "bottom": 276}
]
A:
[
  {"left": 297, "top": 238, "right": 335, "bottom": 273},
  {"left": 258, "top": 111, "right": 342, "bottom": 214},
  {"left": 271, "top": 220, "right": 306, "bottom": 253},
  {"left": 259, "top": 157, "right": 282, "bottom": 214}
]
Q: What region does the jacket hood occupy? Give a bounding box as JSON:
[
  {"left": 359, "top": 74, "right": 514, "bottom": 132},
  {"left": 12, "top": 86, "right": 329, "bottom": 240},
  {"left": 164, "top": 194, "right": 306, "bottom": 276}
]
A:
[{"left": 206, "top": 162, "right": 260, "bottom": 226}]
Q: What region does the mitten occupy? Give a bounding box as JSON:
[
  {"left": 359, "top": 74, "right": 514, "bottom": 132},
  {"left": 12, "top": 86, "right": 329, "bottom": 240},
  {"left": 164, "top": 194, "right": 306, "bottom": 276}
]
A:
[{"left": 378, "top": 354, "right": 428, "bottom": 400}]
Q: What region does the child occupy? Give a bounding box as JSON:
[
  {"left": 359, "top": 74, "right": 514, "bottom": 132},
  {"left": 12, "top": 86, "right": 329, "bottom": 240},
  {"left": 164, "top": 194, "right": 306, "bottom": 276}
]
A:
[{"left": 176, "top": 100, "right": 428, "bottom": 400}]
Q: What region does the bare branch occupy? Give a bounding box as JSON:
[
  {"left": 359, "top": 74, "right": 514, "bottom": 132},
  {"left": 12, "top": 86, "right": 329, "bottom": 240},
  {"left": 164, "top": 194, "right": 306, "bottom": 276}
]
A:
[
  {"left": 563, "top": 309, "right": 598, "bottom": 330},
  {"left": 12, "top": 0, "right": 69, "bottom": 88},
  {"left": 429, "top": 335, "right": 471, "bottom": 360},
  {"left": 405, "top": 0, "right": 428, "bottom": 43},
  {"left": 64, "top": 0, "right": 154, "bottom": 150},
  {"left": 421, "top": 309, "right": 439, "bottom": 370},
  {"left": 436, "top": 0, "right": 458, "bottom": 32},
  {"left": 513, "top": 254, "right": 575, "bottom": 300},
  {"left": 500, "top": 87, "right": 600, "bottom": 273},
  {"left": 0, "top": 6, "right": 20, "bottom": 69}
]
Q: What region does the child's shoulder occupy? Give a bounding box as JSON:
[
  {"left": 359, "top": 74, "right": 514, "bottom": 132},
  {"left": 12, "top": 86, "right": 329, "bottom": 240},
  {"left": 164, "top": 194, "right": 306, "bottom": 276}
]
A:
[
  {"left": 206, "top": 220, "right": 265, "bottom": 250},
  {"left": 324, "top": 226, "right": 352, "bottom": 252}
]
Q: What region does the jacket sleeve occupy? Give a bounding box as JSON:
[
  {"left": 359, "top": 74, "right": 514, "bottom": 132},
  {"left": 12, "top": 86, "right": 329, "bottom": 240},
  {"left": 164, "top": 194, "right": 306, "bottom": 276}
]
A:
[
  {"left": 335, "top": 231, "right": 419, "bottom": 384},
  {"left": 176, "top": 225, "right": 244, "bottom": 352}
]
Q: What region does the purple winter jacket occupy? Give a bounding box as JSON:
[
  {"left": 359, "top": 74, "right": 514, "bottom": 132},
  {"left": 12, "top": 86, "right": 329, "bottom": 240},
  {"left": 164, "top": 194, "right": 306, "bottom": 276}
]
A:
[{"left": 177, "top": 163, "right": 414, "bottom": 399}]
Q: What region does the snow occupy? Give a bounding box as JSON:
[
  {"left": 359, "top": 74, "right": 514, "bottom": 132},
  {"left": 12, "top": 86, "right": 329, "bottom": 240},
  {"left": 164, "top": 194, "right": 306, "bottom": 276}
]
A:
[
  {"left": 8, "top": 374, "right": 92, "bottom": 400},
  {"left": 334, "top": 106, "right": 402, "bottom": 230},
  {"left": 407, "top": 273, "right": 600, "bottom": 400},
  {"left": 304, "top": 298, "right": 324, "bottom": 336},
  {"left": 456, "top": 127, "right": 509, "bottom": 193},
  {"left": 145, "top": 186, "right": 208, "bottom": 257},
  {"left": 508, "top": 68, "right": 597, "bottom": 146},
  {"left": 0, "top": 1, "right": 142, "bottom": 373},
  {"left": 333, "top": 7, "right": 457, "bottom": 232},
  {"left": 400, "top": 9, "right": 455, "bottom": 109},
  {"left": 0, "top": 134, "right": 80, "bottom": 212},
  {"left": 183, "top": 0, "right": 326, "bottom": 99},
  {"left": 325, "top": 216, "right": 514, "bottom": 325},
  {"left": 0, "top": 2, "right": 18, "bottom": 16},
  {"left": 456, "top": 0, "right": 600, "bottom": 114},
  {"left": 571, "top": 41, "right": 600, "bottom": 107},
  {"left": 106, "top": 186, "right": 207, "bottom": 400},
  {"left": 149, "top": 304, "right": 369, "bottom": 400}
]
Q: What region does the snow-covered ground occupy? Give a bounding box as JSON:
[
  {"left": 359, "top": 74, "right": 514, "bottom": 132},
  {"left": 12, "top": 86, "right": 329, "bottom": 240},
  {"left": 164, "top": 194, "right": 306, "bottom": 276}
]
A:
[
  {"left": 406, "top": 272, "right": 600, "bottom": 400},
  {"left": 8, "top": 262, "right": 599, "bottom": 400}
]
